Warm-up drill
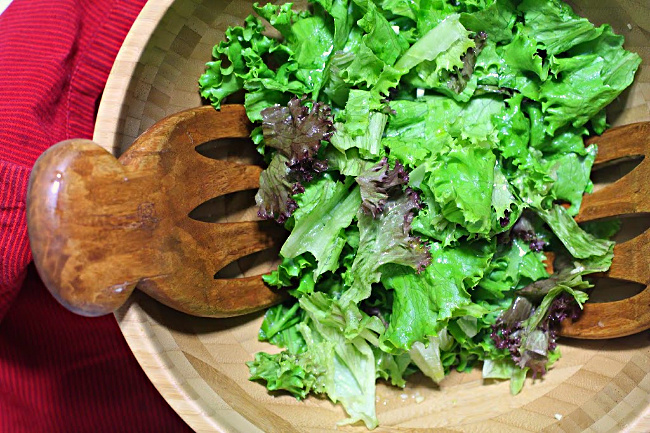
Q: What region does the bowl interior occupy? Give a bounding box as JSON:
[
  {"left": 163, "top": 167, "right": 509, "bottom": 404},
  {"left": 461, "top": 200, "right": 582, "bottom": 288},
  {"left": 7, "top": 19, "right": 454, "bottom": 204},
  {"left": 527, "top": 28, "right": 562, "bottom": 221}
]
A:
[{"left": 96, "top": 1, "right": 650, "bottom": 432}]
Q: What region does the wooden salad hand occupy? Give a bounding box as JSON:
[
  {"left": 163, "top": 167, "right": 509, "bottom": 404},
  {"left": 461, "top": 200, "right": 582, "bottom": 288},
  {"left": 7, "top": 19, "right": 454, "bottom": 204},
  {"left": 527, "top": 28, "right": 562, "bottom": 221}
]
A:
[
  {"left": 561, "top": 122, "right": 650, "bottom": 339},
  {"left": 27, "top": 105, "right": 287, "bottom": 318}
]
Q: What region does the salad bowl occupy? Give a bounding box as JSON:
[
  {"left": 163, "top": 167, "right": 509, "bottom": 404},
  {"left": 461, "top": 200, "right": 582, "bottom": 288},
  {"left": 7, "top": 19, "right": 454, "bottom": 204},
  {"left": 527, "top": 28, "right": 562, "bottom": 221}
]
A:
[{"left": 94, "top": 0, "right": 650, "bottom": 431}]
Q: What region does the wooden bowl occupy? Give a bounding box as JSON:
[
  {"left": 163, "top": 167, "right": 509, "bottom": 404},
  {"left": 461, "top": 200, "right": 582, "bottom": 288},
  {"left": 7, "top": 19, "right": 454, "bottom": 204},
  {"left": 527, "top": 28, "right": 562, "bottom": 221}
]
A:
[{"left": 95, "top": 1, "right": 650, "bottom": 432}]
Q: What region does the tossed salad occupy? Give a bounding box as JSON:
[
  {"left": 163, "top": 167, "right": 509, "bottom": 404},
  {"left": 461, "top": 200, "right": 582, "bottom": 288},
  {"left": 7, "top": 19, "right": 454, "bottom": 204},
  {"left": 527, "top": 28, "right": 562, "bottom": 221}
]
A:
[{"left": 199, "top": 0, "right": 640, "bottom": 428}]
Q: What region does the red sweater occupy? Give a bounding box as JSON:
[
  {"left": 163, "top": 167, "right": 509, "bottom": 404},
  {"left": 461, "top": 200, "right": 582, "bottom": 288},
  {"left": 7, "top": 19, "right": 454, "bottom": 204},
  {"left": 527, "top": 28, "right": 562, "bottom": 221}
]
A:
[{"left": 0, "top": 1, "right": 193, "bottom": 431}]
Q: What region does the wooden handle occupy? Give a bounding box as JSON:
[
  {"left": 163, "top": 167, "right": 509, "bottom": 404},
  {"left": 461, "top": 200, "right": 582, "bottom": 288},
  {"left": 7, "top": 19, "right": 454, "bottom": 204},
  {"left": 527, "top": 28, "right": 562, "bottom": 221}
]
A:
[{"left": 26, "top": 139, "right": 158, "bottom": 316}]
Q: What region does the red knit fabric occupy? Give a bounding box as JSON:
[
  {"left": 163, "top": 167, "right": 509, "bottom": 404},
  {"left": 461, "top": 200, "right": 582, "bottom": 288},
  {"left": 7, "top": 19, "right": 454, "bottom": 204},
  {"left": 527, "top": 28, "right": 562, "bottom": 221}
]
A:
[{"left": 0, "top": 1, "right": 193, "bottom": 431}]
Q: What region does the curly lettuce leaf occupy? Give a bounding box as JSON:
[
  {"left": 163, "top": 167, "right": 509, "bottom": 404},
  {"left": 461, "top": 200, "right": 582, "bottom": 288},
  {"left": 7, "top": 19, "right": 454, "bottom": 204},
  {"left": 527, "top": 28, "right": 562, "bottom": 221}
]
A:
[
  {"left": 490, "top": 234, "right": 614, "bottom": 383},
  {"left": 404, "top": 16, "right": 477, "bottom": 99},
  {"left": 248, "top": 351, "right": 321, "bottom": 399},
  {"left": 330, "top": 89, "right": 387, "bottom": 155},
  {"left": 536, "top": 204, "right": 614, "bottom": 259},
  {"left": 478, "top": 237, "right": 549, "bottom": 299},
  {"left": 382, "top": 99, "right": 449, "bottom": 167},
  {"left": 261, "top": 97, "right": 333, "bottom": 173},
  {"left": 539, "top": 26, "right": 641, "bottom": 135},
  {"left": 258, "top": 302, "right": 307, "bottom": 354},
  {"left": 356, "top": 157, "right": 409, "bottom": 217},
  {"left": 253, "top": 2, "right": 309, "bottom": 39},
  {"left": 491, "top": 160, "right": 521, "bottom": 225},
  {"left": 199, "top": 15, "right": 292, "bottom": 110},
  {"left": 426, "top": 141, "right": 496, "bottom": 235},
  {"left": 299, "top": 292, "right": 384, "bottom": 428},
  {"left": 518, "top": 0, "right": 604, "bottom": 56},
  {"left": 379, "top": 239, "right": 494, "bottom": 352},
  {"left": 255, "top": 97, "right": 334, "bottom": 222},
  {"left": 255, "top": 153, "right": 298, "bottom": 223},
  {"left": 339, "top": 43, "right": 387, "bottom": 89},
  {"left": 342, "top": 189, "right": 431, "bottom": 304},
  {"left": 459, "top": 0, "right": 517, "bottom": 44},
  {"left": 280, "top": 177, "right": 362, "bottom": 278},
  {"left": 355, "top": 0, "right": 410, "bottom": 66},
  {"left": 249, "top": 292, "right": 385, "bottom": 429},
  {"left": 263, "top": 254, "right": 317, "bottom": 296}
]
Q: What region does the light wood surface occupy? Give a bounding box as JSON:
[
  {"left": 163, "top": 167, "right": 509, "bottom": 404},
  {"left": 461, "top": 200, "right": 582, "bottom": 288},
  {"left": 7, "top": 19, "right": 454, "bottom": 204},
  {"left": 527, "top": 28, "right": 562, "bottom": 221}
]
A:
[{"left": 95, "top": 0, "right": 650, "bottom": 431}]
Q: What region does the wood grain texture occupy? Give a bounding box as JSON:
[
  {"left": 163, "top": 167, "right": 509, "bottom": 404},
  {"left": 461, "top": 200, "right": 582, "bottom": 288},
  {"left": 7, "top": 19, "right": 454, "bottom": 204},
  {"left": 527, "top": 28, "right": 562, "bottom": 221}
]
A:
[
  {"left": 94, "top": 0, "right": 650, "bottom": 431},
  {"left": 560, "top": 123, "right": 650, "bottom": 339}
]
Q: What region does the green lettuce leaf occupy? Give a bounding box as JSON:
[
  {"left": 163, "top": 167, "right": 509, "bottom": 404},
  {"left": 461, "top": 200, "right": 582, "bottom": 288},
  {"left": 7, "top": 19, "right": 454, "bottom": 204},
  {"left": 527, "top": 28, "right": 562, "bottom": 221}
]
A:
[
  {"left": 395, "top": 14, "right": 473, "bottom": 72},
  {"left": 547, "top": 144, "right": 597, "bottom": 215},
  {"left": 342, "top": 189, "right": 431, "bottom": 304},
  {"left": 518, "top": 0, "right": 604, "bottom": 56},
  {"left": 539, "top": 26, "right": 641, "bottom": 135},
  {"left": 408, "top": 330, "right": 454, "bottom": 383},
  {"left": 427, "top": 141, "right": 496, "bottom": 235},
  {"left": 536, "top": 204, "right": 614, "bottom": 259},
  {"left": 299, "top": 292, "right": 384, "bottom": 428},
  {"left": 280, "top": 177, "right": 362, "bottom": 278},
  {"left": 380, "top": 239, "right": 495, "bottom": 351}
]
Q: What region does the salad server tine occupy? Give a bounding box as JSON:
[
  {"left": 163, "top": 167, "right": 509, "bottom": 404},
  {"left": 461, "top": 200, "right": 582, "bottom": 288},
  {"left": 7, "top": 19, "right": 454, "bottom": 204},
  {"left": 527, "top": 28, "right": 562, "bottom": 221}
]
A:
[
  {"left": 561, "top": 121, "right": 650, "bottom": 339},
  {"left": 574, "top": 122, "right": 650, "bottom": 222},
  {"left": 560, "top": 229, "right": 650, "bottom": 339},
  {"left": 27, "top": 105, "right": 288, "bottom": 318}
]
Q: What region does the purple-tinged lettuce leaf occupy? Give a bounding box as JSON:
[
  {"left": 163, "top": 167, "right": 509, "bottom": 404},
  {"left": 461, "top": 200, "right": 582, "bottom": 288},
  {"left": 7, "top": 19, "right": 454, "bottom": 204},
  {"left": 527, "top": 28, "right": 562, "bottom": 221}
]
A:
[
  {"left": 256, "top": 97, "right": 334, "bottom": 222},
  {"left": 342, "top": 188, "right": 431, "bottom": 305},
  {"left": 255, "top": 153, "right": 299, "bottom": 223},
  {"left": 445, "top": 31, "right": 488, "bottom": 97},
  {"left": 509, "top": 210, "right": 548, "bottom": 253},
  {"left": 261, "top": 96, "right": 333, "bottom": 179},
  {"left": 280, "top": 177, "right": 362, "bottom": 279},
  {"left": 490, "top": 264, "right": 599, "bottom": 380},
  {"left": 356, "top": 157, "right": 409, "bottom": 217}
]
